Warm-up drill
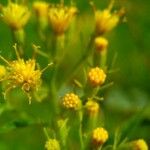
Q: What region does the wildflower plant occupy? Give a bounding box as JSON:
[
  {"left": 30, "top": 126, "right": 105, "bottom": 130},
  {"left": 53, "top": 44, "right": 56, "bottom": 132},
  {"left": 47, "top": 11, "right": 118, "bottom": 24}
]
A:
[{"left": 0, "top": 0, "right": 149, "bottom": 150}]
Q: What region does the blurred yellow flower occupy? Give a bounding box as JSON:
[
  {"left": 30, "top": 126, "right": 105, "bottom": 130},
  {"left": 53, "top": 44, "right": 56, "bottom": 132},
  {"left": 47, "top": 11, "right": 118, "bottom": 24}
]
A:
[
  {"left": 95, "top": 9, "right": 119, "bottom": 35},
  {"left": 0, "top": 65, "right": 6, "bottom": 79},
  {"left": 33, "top": 1, "right": 49, "bottom": 18},
  {"left": 85, "top": 99, "right": 99, "bottom": 115},
  {"left": 88, "top": 67, "right": 106, "bottom": 87},
  {"left": 92, "top": 127, "right": 108, "bottom": 146},
  {"left": 48, "top": 4, "right": 77, "bottom": 35},
  {"left": 45, "top": 139, "right": 60, "bottom": 150},
  {"left": 62, "top": 92, "right": 80, "bottom": 110},
  {"left": 1, "top": 2, "right": 30, "bottom": 30},
  {"left": 95, "top": 37, "right": 108, "bottom": 52},
  {"left": 132, "top": 139, "right": 148, "bottom": 150}
]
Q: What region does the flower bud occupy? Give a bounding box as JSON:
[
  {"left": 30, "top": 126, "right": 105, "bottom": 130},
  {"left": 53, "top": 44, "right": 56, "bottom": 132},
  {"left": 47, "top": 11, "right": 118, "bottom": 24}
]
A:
[
  {"left": 92, "top": 127, "right": 108, "bottom": 146},
  {"left": 131, "top": 139, "right": 148, "bottom": 150},
  {"left": 45, "top": 139, "right": 60, "bottom": 150},
  {"left": 62, "top": 93, "right": 80, "bottom": 110},
  {"left": 88, "top": 67, "right": 106, "bottom": 87},
  {"left": 95, "top": 37, "right": 108, "bottom": 52}
]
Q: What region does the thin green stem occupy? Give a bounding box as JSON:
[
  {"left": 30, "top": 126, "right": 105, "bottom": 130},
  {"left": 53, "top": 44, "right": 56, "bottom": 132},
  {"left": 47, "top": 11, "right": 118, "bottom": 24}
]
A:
[
  {"left": 58, "top": 33, "right": 96, "bottom": 90},
  {"left": 78, "top": 110, "right": 84, "bottom": 150},
  {"left": 43, "top": 127, "right": 50, "bottom": 139}
]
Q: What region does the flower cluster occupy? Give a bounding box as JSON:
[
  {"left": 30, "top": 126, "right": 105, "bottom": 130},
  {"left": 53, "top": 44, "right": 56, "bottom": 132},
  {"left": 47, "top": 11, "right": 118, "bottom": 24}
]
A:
[{"left": 0, "top": 0, "right": 148, "bottom": 150}]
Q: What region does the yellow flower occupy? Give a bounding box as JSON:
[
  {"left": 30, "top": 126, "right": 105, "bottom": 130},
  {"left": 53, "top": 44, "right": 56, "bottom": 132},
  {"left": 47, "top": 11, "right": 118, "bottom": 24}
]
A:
[
  {"left": 45, "top": 139, "right": 60, "bottom": 150},
  {"left": 1, "top": 2, "right": 30, "bottom": 30},
  {"left": 62, "top": 93, "right": 80, "bottom": 110},
  {"left": 92, "top": 127, "right": 108, "bottom": 146},
  {"left": 88, "top": 67, "right": 106, "bottom": 87},
  {"left": 33, "top": 1, "right": 49, "bottom": 18},
  {"left": 8, "top": 58, "right": 42, "bottom": 92},
  {"left": 85, "top": 99, "right": 99, "bottom": 115},
  {"left": 48, "top": 4, "right": 77, "bottom": 35},
  {"left": 0, "top": 65, "right": 6, "bottom": 79},
  {"left": 132, "top": 139, "right": 148, "bottom": 150},
  {"left": 95, "top": 37, "right": 108, "bottom": 52},
  {"left": 95, "top": 9, "right": 119, "bottom": 35},
  {"left": 0, "top": 54, "right": 45, "bottom": 103}
]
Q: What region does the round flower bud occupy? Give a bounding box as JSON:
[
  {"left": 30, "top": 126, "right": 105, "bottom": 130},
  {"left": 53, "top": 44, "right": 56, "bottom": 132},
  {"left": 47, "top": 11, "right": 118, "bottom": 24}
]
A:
[
  {"left": 132, "top": 139, "right": 148, "bottom": 150},
  {"left": 88, "top": 67, "right": 106, "bottom": 87},
  {"left": 92, "top": 127, "right": 108, "bottom": 146},
  {"left": 62, "top": 93, "right": 80, "bottom": 110},
  {"left": 95, "top": 37, "right": 108, "bottom": 52},
  {"left": 45, "top": 139, "right": 60, "bottom": 150},
  {"left": 85, "top": 99, "right": 99, "bottom": 115}
]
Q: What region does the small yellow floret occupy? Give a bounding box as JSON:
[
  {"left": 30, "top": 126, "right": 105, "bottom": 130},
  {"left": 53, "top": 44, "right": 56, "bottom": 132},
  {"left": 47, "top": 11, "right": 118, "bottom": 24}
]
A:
[
  {"left": 92, "top": 127, "right": 108, "bottom": 145},
  {"left": 95, "top": 37, "right": 108, "bottom": 52},
  {"left": 1, "top": 2, "right": 30, "bottom": 30},
  {"left": 33, "top": 1, "right": 49, "bottom": 18},
  {"left": 48, "top": 4, "right": 77, "bottom": 35},
  {"left": 62, "top": 93, "right": 80, "bottom": 109},
  {"left": 95, "top": 9, "right": 119, "bottom": 35},
  {"left": 132, "top": 139, "right": 148, "bottom": 150},
  {"left": 0, "top": 65, "right": 6, "bottom": 79},
  {"left": 85, "top": 99, "right": 99, "bottom": 115},
  {"left": 88, "top": 67, "right": 106, "bottom": 86},
  {"left": 45, "top": 139, "right": 60, "bottom": 150}
]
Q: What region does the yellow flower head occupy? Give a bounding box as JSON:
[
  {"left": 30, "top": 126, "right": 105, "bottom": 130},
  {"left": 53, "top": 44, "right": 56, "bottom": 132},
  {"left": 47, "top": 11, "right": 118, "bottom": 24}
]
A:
[
  {"left": 48, "top": 4, "right": 77, "bottom": 35},
  {"left": 88, "top": 67, "right": 106, "bottom": 87},
  {"left": 1, "top": 2, "right": 30, "bottom": 30},
  {"left": 8, "top": 58, "right": 41, "bottom": 92},
  {"left": 45, "top": 139, "right": 60, "bottom": 150},
  {"left": 0, "top": 54, "right": 43, "bottom": 103},
  {"left": 132, "top": 139, "right": 148, "bottom": 150},
  {"left": 95, "top": 37, "right": 108, "bottom": 52},
  {"left": 95, "top": 9, "right": 119, "bottom": 35},
  {"left": 62, "top": 92, "right": 80, "bottom": 110},
  {"left": 92, "top": 127, "right": 108, "bottom": 146},
  {"left": 0, "top": 65, "right": 6, "bottom": 79},
  {"left": 0, "top": 44, "right": 52, "bottom": 103},
  {"left": 33, "top": 1, "right": 49, "bottom": 18},
  {"left": 85, "top": 99, "right": 99, "bottom": 115}
]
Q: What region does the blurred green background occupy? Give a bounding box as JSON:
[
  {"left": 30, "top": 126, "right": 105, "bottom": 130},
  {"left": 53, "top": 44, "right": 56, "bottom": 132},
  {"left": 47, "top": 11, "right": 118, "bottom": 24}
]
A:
[{"left": 0, "top": 0, "right": 150, "bottom": 149}]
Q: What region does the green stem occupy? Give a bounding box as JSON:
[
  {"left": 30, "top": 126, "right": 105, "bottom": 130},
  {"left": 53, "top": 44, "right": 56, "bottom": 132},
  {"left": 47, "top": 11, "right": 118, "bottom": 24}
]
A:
[
  {"left": 100, "top": 50, "right": 107, "bottom": 70},
  {"left": 43, "top": 127, "right": 50, "bottom": 140},
  {"left": 78, "top": 110, "right": 84, "bottom": 150},
  {"left": 11, "top": 28, "right": 25, "bottom": 57},
  {"left": 58, "top": 33, "right": 96, "bottom": 90},
  {"left": 49, "top": 34, "right": 65, "bottom": 117}
]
